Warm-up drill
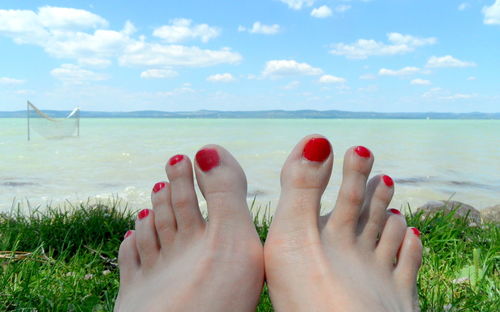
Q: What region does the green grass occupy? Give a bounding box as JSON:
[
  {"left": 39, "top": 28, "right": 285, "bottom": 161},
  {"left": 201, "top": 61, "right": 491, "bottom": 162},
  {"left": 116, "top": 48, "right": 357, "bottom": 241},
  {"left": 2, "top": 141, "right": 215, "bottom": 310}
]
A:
[{"left": 0, "top": 201, "right": 498, "bottom": 311}]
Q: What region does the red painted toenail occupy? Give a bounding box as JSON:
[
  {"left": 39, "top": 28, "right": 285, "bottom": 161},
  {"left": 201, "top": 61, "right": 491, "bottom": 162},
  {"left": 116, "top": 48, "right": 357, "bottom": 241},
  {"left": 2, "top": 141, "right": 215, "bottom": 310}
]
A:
[
  {"left": 196, "top": 148, "right": 220, "bottom": 172},
  {"left": 169, "top": 154, "right": 184, "bottom": 166},
  {"left": 153, "top": 182, "right": 166, "bottom": 193},
  {"left": 354, "top": 146, "right": 371, "bottom": 158},
  {"left": 411, "top": 227, "right": 421, "bottom": 237},
  {"left": 124, "top": 230, "right": 133, "bottom": 238},
  {"left": 302, "top": 137, "right": 331, "bottom": 162},
  {"left": 138, "top": 209, "right": 150, "bottom": 220},
  {"left": 382, "top": 175, "right": 394, "bottom": 187},
  {"left": 389, "top": 208, "right": 401, "bottom": 215}
]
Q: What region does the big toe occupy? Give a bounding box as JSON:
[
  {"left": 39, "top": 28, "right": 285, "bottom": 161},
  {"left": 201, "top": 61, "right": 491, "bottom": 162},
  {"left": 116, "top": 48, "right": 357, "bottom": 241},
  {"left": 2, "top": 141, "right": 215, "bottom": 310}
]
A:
[
  {"left": 194, "top": 145, "right": 255, "bottom": 235},
  {"left": 273, "top": 135, "right": 333, "bottom": 231}
]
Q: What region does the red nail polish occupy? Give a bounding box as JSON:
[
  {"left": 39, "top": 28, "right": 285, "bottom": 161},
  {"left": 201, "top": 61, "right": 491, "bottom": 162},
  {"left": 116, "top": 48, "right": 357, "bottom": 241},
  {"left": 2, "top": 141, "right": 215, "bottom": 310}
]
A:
[
  {"left": 169, "top": 154, "right": 184, "bottom": 166},
  {"left": 153, "top": 182, "right": 166, "bottom": 193},
  {"left": 389, "top": 208, "right": 401, "bottom": 215},
  {"left": 411, "top": 227, "right": 421, "bottom": 237},
  {"left": 354, "top": 146, "right": 371, "bottom": 158},
  {"left": 138, "top": 209, "right": 150, "bottom": 220},
  {"left": 196, "top": 148, "right": 220, "bottom": 172},
  {"left": 382, "top": 175, "right": 394, "bottom": 187},
  {"left": 302, "top": 137, "right": 331, "bottom": 162},
  {"left": 124, "top": 230, "right": 133, "bottom": 238}
]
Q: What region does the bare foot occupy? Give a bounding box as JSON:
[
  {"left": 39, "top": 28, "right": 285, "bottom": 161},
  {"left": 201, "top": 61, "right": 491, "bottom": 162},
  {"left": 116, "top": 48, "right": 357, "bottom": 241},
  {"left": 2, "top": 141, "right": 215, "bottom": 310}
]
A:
[
  {"left": 265, "top": 135, "right": 422, "bottom": 312},
  {"left": 114, "top": 146, "right": 264, "bottom": 312}
]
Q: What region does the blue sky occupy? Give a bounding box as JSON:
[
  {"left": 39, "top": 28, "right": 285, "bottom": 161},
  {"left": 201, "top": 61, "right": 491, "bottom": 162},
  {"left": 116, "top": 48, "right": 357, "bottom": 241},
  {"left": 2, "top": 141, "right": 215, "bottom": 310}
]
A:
[{"left": 0, "top": 0, "right": 499, "bottom": 112}]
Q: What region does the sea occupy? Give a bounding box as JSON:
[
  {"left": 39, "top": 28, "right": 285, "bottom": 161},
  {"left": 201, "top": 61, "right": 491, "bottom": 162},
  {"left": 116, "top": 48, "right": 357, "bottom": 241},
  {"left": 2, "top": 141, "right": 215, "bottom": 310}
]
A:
[{"left": 1, "top": 118, "right": 499, "bottom": 214}]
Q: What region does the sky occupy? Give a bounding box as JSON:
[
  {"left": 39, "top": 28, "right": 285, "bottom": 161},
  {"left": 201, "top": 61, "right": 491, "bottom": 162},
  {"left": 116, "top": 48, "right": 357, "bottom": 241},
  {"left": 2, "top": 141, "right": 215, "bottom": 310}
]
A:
[{"left": 0, "top": 0, "right": 499, "bottom": 112}]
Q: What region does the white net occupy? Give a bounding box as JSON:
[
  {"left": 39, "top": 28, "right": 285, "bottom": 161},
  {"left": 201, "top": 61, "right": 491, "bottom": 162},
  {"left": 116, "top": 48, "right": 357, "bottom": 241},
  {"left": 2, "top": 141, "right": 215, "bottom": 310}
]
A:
[{"left": 27, "top": 101, "right": 80, "bottom": 139}]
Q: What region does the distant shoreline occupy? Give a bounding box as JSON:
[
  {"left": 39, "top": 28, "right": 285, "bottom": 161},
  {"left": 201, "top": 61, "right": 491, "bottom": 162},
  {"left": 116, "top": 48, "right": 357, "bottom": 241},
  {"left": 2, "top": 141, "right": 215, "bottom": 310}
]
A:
[{"left": 1, "top": 109, "right": 499, "bottom": 119}]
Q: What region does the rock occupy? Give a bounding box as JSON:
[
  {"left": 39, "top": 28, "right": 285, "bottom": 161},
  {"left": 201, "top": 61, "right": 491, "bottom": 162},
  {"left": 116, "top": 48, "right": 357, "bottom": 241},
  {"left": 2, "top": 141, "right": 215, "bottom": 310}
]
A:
[
  {"left": 416, "top": 200, "right": 481, "bottom": 225},
  {"left": 480, "top": 205, "right": 500, "bottom": 224}
]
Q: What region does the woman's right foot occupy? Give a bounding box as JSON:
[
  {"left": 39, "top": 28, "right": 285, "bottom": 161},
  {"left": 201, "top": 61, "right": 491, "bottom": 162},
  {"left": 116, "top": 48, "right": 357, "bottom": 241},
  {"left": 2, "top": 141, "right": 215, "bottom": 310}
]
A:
[{"left": 265, "top": 135, "right": 423, "bottom": 312}]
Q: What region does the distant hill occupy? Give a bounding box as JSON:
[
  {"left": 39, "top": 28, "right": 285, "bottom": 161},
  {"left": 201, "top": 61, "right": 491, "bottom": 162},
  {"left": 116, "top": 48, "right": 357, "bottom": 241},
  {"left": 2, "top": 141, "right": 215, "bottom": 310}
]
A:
[{"left": 1, "top": 109, "right": 499, "bottom": 119}]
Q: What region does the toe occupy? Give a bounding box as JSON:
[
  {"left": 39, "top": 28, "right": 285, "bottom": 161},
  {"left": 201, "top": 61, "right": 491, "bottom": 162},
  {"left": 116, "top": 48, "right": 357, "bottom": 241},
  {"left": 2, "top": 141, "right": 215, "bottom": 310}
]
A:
[
  {"left": 151, "top": 181, "right": 177, "bottom": 248},
  {"left": 274, "top": 135, "right": 333, "bottom": 231},
  {"left": 135, "top": 209, "right": 160, "bottom": 268},
  {"left": 328, "top": 146, "right": 373, "bottom": 234},
  {"left": 394, "top": 227, "right": 423, "bottom": 287},
  {"left": 357, "top": 174, "right": 395, "bottom": 249},
  {"left": 375, "top": 213, "right": 407, "bottom": 267},
  {"left": 118, "top": 230, "right": 140, "bottom": 285},
  {"left": 166, "top": 154, "right": 205, "bottom": 234},
  {"left": 194, "top": 145, "right": 255, "bottom": 232}
]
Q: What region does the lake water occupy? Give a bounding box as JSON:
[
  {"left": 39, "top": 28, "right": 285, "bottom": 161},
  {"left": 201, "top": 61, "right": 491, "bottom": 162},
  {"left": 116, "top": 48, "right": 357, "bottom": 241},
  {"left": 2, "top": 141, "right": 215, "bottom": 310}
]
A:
[{"left": 0, "top": 118, "right": 499, "bottom": 214}]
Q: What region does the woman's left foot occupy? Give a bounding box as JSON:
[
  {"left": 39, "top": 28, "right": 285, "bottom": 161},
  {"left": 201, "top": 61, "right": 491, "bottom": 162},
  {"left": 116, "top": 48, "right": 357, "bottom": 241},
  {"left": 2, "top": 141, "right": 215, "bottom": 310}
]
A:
[{"left": 114, "top": 145, "right": 264, "bottom": 312}]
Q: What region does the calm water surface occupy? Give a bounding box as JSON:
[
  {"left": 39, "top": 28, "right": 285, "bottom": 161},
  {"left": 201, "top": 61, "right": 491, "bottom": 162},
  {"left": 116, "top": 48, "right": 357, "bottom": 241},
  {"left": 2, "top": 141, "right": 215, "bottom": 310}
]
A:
[{"left": 1, "top": 118, "right": 498, "bottom": 213}]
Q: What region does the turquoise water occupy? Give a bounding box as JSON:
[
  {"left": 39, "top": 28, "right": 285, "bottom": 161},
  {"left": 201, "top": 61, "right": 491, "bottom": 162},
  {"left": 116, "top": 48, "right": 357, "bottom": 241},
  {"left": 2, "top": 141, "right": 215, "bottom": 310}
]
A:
[{"left": 0, "top": 118, "right": 499, "bottom": 213}]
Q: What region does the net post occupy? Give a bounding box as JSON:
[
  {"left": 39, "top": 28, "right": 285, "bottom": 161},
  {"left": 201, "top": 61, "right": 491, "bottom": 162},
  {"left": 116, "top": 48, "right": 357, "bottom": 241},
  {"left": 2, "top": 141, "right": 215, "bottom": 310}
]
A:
[
  {"left": 77, "top": 107, "right": 80, "bottom": 137},
  {"left": 27, "top": 101, "right": 30, "bottom": 141}
]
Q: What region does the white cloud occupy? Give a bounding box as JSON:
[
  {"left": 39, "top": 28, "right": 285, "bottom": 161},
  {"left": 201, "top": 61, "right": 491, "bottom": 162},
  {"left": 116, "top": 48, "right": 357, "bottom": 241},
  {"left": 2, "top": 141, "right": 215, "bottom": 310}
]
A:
[
  {"left": 422, "top": 87, "right": 475, "bottom": 100},
  {"left": 262, "top": 60, "right": 323, "bottom": 77},
  {"left": 440, "top": 93, "right": 474, "bottom": 100},
  {"left": 411, "top": 78, "right": 431, "bottom": 85},
  {"left": 50, "top": 64, "right": 108, "bottom": 84},
  {"left": 119, "top": 45, "right": 241, "bottom": 67},
  {"left": 379, "top": 66, "right": 421, "bottom": 76},
  {"left": 311, "top": 6, "right": 332, "bottom": 18},
  {"left": 0, "top": 8, "right": 241, "bottom": 69},
  {"left": 78, "top": 58, "right": 112, "bottom": 67},
  {"left": 207, "top": 73, "right": 235, "bottom": 82},
  {"left": 359, "top": 73, "right": 377, "bottom": 80},
  {"left": 279, "top": 0, "right": 315, "bottom": 10},
  {"left": 330, "top": 33, "right": 436, "bottom": 59},
  {"left": 282, "top": 80, "right": 300, "bottom": 90},
  {"left": 0, "top": 77, "right": 25, "bottom": 84},
  {"left": 37, "top": 6, "right": 108, "bottom": 29},
  {"left": 458, "top": 3, "right": 469, "bottom": 11},
  {"left": 153, "top": 18, "right": 220, "bottom": 43},
  {"left": 140, "top": 69, "right": 178, "bottom": 79},
  {"left": 467, "top": 76, "right": 477, "bottom": 80},
  {"left": 483, "top": 0, "right": 500, "bottom": 25},
  {"left": 318, "top": 74, "right": 346, "bottom": 83},
  {"left": 426, "top": 55, "right": 475, "bottom": 68},
  {"left": 240, "top": 22, "right": 281, "bottom": 35},
  {"left": 335, "top": 5, "right": 352, "bottom": 13}
]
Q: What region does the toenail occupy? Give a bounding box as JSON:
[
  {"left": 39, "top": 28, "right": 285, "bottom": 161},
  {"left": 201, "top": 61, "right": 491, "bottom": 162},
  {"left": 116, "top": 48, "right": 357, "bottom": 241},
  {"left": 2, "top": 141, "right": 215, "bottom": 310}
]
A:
[
  {"left": 196, "top": 148, "right": 220, "bottom": 172},
  {"left": 124, "top": 230, "right": 133, "bottom": 238},
  {"left": 138, "top": 209, "right": 150, "bottom": 220},
  {"left": 389, "top": 208, "right": 401, "bottom": 215},
  {"left": 169, "top": 154, "right": 184, "bottom": 166},
  {"left": 302, "top": 137, "right": 331, "bottom": 162},
  {"left": 382, "top": 175, "right": 394, "bottom": 187},
  {"left": 410, "top": 227, "right": 421, "bottom": 237},
  {"left": 354, "top": 145, "right": 371, "bottom": 158},
  {"left": 153, "top": 182, "right": 166, "bottom": 193}
]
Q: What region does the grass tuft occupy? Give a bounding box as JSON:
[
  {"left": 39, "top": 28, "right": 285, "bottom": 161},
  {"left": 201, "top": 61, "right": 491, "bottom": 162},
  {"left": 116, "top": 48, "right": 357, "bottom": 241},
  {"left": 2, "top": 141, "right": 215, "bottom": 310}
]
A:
[{"left": 0, "top": 201, "right": 498, "bottom": 311}]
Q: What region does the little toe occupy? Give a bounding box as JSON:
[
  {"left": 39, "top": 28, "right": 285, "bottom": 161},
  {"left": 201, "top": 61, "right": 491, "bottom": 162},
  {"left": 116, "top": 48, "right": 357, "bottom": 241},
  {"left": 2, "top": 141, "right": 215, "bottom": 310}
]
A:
[
  {"left": 394, "top": 227, "right": 423, "bottom": 287},
  {"left": 328, "top": 145, "right": 373, "bottom": 233},
  {"left": 134, "top": 209, "right": 160, "bottom": 268},
  {"left": 118, "top": 230, "right": 140, "bottom": 285},
  {"left": 151, "top": 181, "right": 177, "bottom": 248},
  {"left": 375, "top": 213, "right": 407, "bottom": 267},
  {"left": 357, "top": 174, "right": 395, "bottom": 249},
  {"left": 166, "top": 154, "right": 205, "bottom": 234},
  {"left": 274, "top": 135, "right": 333, "bottom": 231},
  {"left": 194, "top": 145, "right": 255, "bottom": 233}
]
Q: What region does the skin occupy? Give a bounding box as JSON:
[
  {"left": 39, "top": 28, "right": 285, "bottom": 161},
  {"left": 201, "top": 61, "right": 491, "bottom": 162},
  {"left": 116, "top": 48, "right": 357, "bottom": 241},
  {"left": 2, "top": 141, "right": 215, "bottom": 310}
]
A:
[
  {"left": 115, "top": 135, "right": 422, "bottom": 312},
  {"left": 265, "top": 134, "right": 422, "bottom": 312}
]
